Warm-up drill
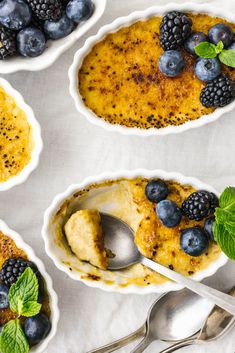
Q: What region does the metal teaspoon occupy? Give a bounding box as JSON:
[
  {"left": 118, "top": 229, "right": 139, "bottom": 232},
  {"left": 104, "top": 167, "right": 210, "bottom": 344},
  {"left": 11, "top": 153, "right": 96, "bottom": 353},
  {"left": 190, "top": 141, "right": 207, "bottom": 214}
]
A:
[
  {"left": 87, "top": 288, "right": 214, "bottom": 353},
  {"left": 101, "top": 213, "right": 235, "bottom": 316}
]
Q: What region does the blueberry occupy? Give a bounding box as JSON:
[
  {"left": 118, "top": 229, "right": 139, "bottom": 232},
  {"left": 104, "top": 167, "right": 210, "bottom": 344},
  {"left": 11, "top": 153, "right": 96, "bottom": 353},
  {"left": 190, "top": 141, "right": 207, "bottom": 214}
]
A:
[
  {"left": 17, "top": 27, "right": 46, "bottom": 57},
  {"left": 204, "top": 216, "right": 215, "bottom": 241},
  {"left": 156, "top": 200, "right": 182, "bottom": 228},
  {"left": 24, "top": 313, "right": 51, "bottom": 345},
  {"left": 208, "top": 23, "right": 233, "bottom": 48},
  {"left": 195, "top": 58, "right": 221, "bottom": 82},
  {"left": 66, "top": 0, "right": 94, "bottom": 24},
  {"left": 180, "top": 227, "right": 209, "bottom": 256},
  {"left": 158, "top": 50, "right": 185, "bottom": 77},
  {"left": 44, "top": 13, "right": 74, "bottom": 40},
  {"left": 184, "top": 32, "right": 208, "bottom": 56},
  {"left": 145, "top": 180, "right": 169, "bottom": 203},
  {"left": 228, "top": 42, "right": 235, "bottom": 50},
  {"left": 0, "top": 325, "right": 3, "bottom": 334},
  {"left": 0, "top": 284, "right": 9, "bottom": 309},
  {"left": 0, "top": 0, "right": 31, "bottom": 31}
]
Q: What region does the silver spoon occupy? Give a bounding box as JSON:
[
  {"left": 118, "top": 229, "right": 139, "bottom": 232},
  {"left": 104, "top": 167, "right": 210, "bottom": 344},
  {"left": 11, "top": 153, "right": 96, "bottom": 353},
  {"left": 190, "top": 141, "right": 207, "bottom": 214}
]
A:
[
  {"left": 158, "top": 287, "right": 235, "bottom": 353},
  {"left": 101, "top": 214, "right": 235, "bottom": 316},
  {"left": 87, "top": 288, "right": 214, "bottom": 353}
]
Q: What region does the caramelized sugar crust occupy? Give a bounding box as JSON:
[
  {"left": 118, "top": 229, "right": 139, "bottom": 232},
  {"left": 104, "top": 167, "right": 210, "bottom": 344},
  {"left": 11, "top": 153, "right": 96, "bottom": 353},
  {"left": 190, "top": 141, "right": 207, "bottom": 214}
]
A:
[
  {"left": 0, "top": 87, "right": 33, "bottom": 182},
  {"left": 131, "top": 179, "right": 220, "bottom": 276},
  {"left": 79, "top": 14, "right": 235, "bottom": 129}
]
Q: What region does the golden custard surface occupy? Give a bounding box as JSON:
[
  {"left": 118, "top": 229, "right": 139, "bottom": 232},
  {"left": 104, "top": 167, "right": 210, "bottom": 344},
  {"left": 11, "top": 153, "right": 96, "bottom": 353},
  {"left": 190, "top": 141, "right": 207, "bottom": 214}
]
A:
[
  {"left": 131, "top": 180, "right": 219, "bottom": 275},
  {"left": 0, "top": 87, "right": 34, "bottom": 182},
  {"left": 54, "top": 178, "right": 221, "bottom": 287},
  {"left": 0, "top": 231, "right": 50, "bottom": 326},
  {"left": 79, "top": 14, "right": 235, "bottom": 129}
]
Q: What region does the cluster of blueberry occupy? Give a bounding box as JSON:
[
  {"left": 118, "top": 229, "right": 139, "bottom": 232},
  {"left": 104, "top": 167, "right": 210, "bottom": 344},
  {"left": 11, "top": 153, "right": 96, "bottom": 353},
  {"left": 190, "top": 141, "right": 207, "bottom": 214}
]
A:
[
  {"left": 145, "top": 180, "right": 217, "bottom": 257},
  {"left": 0, "top": 0, "right": 94, "bottom": 59},
  {"left": 0, "top": 258, "right": 51, "bottom": 345},
  {"left": 158, "top": 11, "right": 235, "bottom": 108}
]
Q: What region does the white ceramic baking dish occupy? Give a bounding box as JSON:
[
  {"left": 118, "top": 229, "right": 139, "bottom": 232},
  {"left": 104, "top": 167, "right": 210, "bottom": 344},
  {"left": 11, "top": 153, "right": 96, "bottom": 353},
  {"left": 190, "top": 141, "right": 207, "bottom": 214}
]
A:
[
  {"left": 69, "top": 2, "right": 235, "bottom": 136},
  {"left": 0, "top": 0, "right": 107, "bottom": 73},
  {"left": 0, "top": 78, "right": 43, "bottom": 191},
  {"left": 42, "top": 169, "right": 228, "bottom": 294},
  {"left": 0, "top": 219, "right": 59, "bottom": 352}
]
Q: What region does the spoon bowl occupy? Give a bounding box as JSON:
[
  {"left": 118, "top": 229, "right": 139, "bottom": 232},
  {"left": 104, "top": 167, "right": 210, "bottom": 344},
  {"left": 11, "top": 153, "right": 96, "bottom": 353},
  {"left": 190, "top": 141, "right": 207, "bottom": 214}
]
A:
[
  {"left": 159, "top": 287, "right": 235, "bottom": 353},
  {"left": 101, "top": 213, "right": 140, "bottom": 270},
  {"left": 146, "top": 290, "right": 213, "bottom": 342},
  {"left": 198, "top": 287, "right": 235, "bottom": 342}
]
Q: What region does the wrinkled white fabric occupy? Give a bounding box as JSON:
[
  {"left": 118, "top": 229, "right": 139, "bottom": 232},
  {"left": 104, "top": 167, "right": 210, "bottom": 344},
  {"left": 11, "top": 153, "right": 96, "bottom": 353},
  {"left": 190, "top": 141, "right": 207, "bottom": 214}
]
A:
[{"left": 1, "top": 0, "right": 235, "bottom": 352}]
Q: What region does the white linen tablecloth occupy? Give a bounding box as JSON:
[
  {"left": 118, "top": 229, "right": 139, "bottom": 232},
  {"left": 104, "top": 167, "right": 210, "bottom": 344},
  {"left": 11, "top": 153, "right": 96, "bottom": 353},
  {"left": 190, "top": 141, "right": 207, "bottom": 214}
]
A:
[{"left": 1, "top": 0, "right": 235, "bottom": 352}]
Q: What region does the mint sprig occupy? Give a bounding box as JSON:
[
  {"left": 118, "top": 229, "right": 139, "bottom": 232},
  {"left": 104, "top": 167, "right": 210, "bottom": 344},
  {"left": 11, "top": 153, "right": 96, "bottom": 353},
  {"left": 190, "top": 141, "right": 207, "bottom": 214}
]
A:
[
  {"left": 9, "top": 267, "right": 41, "bottom": 317},
  {"left": 195, "top": 41, "right": 219, "bottom": 58},
  {"left": 214, "top": 187, "right": 235, "bottom": 260},
  {"left": 195, "top": 41, "right": 235, "bottom": 68},
  {"left": 219, "top": 50, "right": 235, "bottom": 68},
  {"left": 0, "top": 267, "right": 42, "bottom": 353},
  {"left": 0, "top": 320, "right": 29, "bottom": 353}
]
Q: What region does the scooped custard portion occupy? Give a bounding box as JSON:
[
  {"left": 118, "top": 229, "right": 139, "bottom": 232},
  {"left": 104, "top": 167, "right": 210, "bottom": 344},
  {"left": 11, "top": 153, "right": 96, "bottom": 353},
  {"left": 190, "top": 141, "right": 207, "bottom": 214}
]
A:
[
  {"left": 79, "top": 14, "right": 235, "bottom": 129},
  {"left": 65, "top": 209, "right": 108, "bottom": 270},
  {"left": 56, "top": 178, "right": 221, "bottom": 285},
  {"left": 0, "top": 86, "right": 34, "bottom": 182}
]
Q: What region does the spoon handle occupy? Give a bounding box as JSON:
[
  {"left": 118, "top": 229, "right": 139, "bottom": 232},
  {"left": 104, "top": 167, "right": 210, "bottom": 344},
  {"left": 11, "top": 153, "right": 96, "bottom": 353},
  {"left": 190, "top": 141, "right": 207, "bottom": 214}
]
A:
[
  {"left": 141, "top": 256, "right": 235, "bottom": 316},
  {"left": 158, "top": 338, "right": 195, "bottom": 353},
  {"left": 130, "top": 335, "right": 153, "bottom": 353},
  {"left": 86, "top": 324, "right": 146, "bottom": 353}
]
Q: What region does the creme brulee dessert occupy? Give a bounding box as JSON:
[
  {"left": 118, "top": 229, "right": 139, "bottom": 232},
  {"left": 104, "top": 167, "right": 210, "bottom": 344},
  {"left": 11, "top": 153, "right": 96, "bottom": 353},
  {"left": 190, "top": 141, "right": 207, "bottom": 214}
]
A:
[
  {"left": 0, "top": 230, "right": 51, "bottom": 351},
  {"left": 79, "top": 13, "right": 235, "bottom": 129},
  {"left": 0, "top": 86, "right": 34, "bottom": 183},
  {"left": 53, "top": 178, "right": 221, "bottom": 287}
]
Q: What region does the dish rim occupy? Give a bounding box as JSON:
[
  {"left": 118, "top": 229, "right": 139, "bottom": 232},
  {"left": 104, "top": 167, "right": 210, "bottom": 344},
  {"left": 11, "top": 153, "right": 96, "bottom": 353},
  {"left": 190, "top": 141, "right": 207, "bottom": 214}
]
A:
[
  {"left": 69, "top": 2, "right": 235, "bottom": 137},
  {"left": 0, "top": 219, "right": 59, "bottom": 352},
  {"left": 42, "top": 169, "right": 228, "bottom": 295},
  {"left": 0, "top": 78, "right": 43, "bottom": 191},
  {"left": 0, "top": 0, "right": 107, "bottom": 73}
]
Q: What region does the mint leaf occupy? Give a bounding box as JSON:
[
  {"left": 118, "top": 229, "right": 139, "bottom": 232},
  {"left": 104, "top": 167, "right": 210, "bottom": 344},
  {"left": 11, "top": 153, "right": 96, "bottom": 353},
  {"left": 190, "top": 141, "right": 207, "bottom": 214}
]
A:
[
  {"left": 213, "top": 223, "right": 235, "bottom": 260},
  {"left": 194, "top": 41, "right": 217, "bottom": 58},
  {"left": 215, "top": 41, "right": 224, "bottom": 54},
  {"left": 0, "top": 320, "right": 29, "bottom": 353},
  {"left": 219, "top": 49, "right": 235, "bottom": 68},
  {"left": 215, "top": 208, "right": 235, "bottom": 224},
  {"left": 21, "top": 301, "right": 42, "bottom": 317},
  {"left": 9, "top": 267, "right": 41, "bottom": 316},
  {"left": 219, "top": 187, "right": 235, "bottom": 208},
  {"left": 225, "top": 222, "right": 235, "bottom": 235},
  {"left": 214, "top": 186, "right": 235, "bottom": 260}
]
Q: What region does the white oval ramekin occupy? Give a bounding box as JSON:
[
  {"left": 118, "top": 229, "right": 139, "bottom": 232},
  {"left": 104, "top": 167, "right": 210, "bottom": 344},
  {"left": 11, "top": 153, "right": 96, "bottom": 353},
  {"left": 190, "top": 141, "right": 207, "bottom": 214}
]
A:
[
  {"left": 0, "top": 219, "right": 59, "bottom": 352},
  {"left": 69, "top": 2, "right": 235, "bottom": 137},
  {"left": 0, "top": 78, "right": 43, "bottom": 191},
  {"left": 0, "top": 0, "right": 107, "bottom": 73},
  {"left": 42, "top": 169, "right": 228, "bottom": 295}
]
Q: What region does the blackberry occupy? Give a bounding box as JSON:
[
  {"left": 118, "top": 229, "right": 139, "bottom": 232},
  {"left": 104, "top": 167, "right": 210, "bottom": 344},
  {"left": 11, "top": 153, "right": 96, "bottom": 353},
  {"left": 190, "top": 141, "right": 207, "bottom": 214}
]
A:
[
  {"left": 200, "top": 75, "right": 235, "bottom": 108},
  {"left": 160, "top": 11, "right": 192, "bottom": 51},
  {"left": 0, "top": 25, "right": 16, "bottom": 60},
  {"left": 0, "top": 258, "right": 38, "bottom": 287},
  {"left": 26, "top": 0, "right": 63, "bottom": 21},
  {"left": 182, "top": 191, "right": 218, "bottom": 221},
  {"left": 30, "top": 14, "right": 44, "bottom": 31}
]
